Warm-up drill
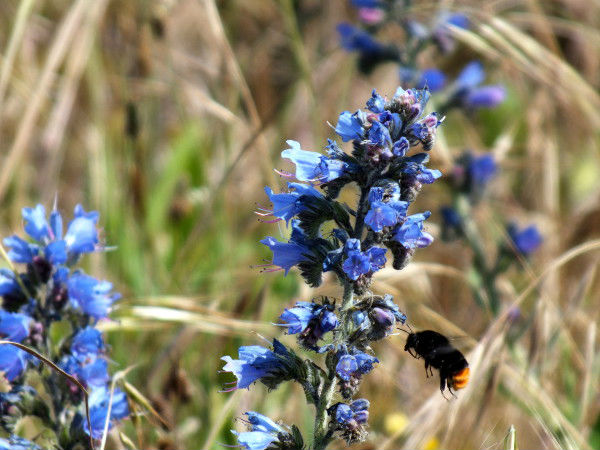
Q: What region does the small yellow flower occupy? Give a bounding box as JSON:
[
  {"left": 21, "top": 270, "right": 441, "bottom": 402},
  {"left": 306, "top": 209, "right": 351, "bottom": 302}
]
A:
[
  {"left": 384, "top": 412, "right": 408, "bottom": 435},
  {"left": 422, "top": 437, "right": 440, "bottom": 450}
]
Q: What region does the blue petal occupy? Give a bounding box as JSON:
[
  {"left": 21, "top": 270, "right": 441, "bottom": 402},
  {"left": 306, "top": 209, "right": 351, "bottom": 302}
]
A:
[{"left": 22, "top": 204, "right": 50, "bottom": 242}]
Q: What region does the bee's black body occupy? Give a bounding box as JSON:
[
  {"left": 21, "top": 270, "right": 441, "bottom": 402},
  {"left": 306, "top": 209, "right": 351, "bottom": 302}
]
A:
[{"left": 404, "top": 330, "right": 469, "bottom": 395}]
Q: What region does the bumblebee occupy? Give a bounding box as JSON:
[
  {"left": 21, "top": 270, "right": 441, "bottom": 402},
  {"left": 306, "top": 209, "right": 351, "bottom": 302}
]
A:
[{"left": 404, "top": 330, "right": 469, "bottom": 396}]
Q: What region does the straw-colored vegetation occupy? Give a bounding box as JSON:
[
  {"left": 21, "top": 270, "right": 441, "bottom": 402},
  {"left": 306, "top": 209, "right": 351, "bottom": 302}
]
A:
[{"left": 0, "top": 0, "right": 598, "bottom": 448}]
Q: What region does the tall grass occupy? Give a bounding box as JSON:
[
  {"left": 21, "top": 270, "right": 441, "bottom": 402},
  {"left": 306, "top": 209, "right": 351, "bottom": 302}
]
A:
[{"left": 0, "top": 0, "right": 598, "bottom": 448}]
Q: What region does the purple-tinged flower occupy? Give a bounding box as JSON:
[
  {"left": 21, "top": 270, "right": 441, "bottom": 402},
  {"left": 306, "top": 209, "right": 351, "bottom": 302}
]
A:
[
  {"left": 0, "top": 345, "right": 28, "bottom": 381},
  {"left": 221, "top": 340, "right": 290, "bottom": 391},
  {"left": 71, "top": 327, "right": 105, "bottom": 361},
  {"left": 0, "top": 311, "right": 31, "bottom": 342},
  {"left": 392, "top": 136, "right": 410, "bottom": 156},
  {"left": 22, "top": 205, "right": 50, "bottom": 242},
  {"left": 392, "top": 212, "right": 434, "bottom": 249},
  {"left": 68, "top": 273, "right": 120, "bottom": 319},
  {"left": 416, "top": 68, "right": 447, "bottom": 92},
  {"left": 3, "top": 236, "right": 37, "bottom": 263},
  {"left": 336, "top": 354, "right": 359, "bottom": 381},
  {"left": 358, "top": 7, "right": 385, "bottom": 25},
  {"left": 336, "top": 351, "right": 378, "bottom": 381},
  {"left": 508, "top": 224, "right": 542, "bottom": 256},
  {"left": 84, "top": 386, "right": 129, "bottom": 439},
  {"left": 332, "top": 399, "right": 370, "bottom": 443},
  {"left": 450, "top": 61, "right": 506, "bottom": 110},
  {"left": 465, "top": 85, "right": 506, "bottom": 108},
  {"left": 335, "top": 110, "right": 365, "bottom": 142}
]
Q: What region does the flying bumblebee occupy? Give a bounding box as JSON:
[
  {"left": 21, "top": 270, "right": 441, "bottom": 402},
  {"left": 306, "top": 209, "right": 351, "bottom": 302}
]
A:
[{"left": 404, "top": 330, "right": 469, "bottom": 397}]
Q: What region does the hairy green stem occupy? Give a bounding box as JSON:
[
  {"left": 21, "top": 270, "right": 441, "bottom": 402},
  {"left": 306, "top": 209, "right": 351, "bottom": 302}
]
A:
[{"left": 313, "top": 282, "right": 354, "bottom": 450}]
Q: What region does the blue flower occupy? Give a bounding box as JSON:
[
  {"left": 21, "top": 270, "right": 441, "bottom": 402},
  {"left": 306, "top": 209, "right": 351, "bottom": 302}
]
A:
[
  {"left": 392, "top": 212, "right": 434, "bottom": 249},
  {"left": 0, "top": 345, "right": 28, "bottom": 381},
  {"left": 336, "top": 351, "right": 378, "bottom": 381},
  {"left": 342, "top": 239, "right": 387, "bottom": 280},
  {"left": 281, "top": 140, "right": 344, "bottom": 182},
  {"left": 261, "top": 183, "right": 321, "bottom": 225},
  {"left": 0, "top": 269, "right": 20, "bottom": 296},
  {"left": 278, "top": 302, "right": 337, "bottom": 341},
  {"left": 367, "top": 120, "right": 392, "bottom": 147},
  {"left": 365, "top": 187, "right": 408, "bottom": 232},
  {"left": 221, "top": 343, "right": 286, "bottom": 390},
  {"left": 416, "top": 68, "right": 447, "bottom": 92},
  {"left": 77, "top": 358, "right": 110, "bottom": 388},
  {"left": 392, "top": 136, "right": 409, "bottom": 156},
  {"left": 3, "top": 236, "right": 37, "bottom": 263},
  {"left": 402, "top": 154, "right": 442, "bottom": 184},
  {"left": 334, "top": 399, "right": 370, "bottom": 425},
  {"left": 84, "top": 386, "right": 129, "bottom": 439},
  {"left": 68, "top": 273, "right": 120, "bottom": 319},
  {"left": 456, "top": 61, "right": 485, "bottom": 88},
  {"left": 45, "top": 240, "right": 67, "bottom": 265},
  {"left": 70, "top": 327, "right": 104, "bottom": 361},
  {"left": 0, "top": 436, "right": 41, "bottom": 450},
  {"left": 278, "top": 302, "right": 317, "bottom": 334},
  {"left": 452, "top": 61, "right": 506, "bottom": 109},
  {"left": 0, "top": 311, "right": 31, "bottom": 342},
  {"left": 22, "top": 205, "right": 50, "bottom": 242},
  {"left": 342, "top": 250, "right": 371, "bottom": 281},
  {"left": 337, "top": 23, "right": 386, "bottom": 54},
  {"left": 366, "top": 89, "right": 386, "bottom": 113},
  {"left": 469, "top": 153, "right": 497, "bottom": 186},
  {"left": 64, "top": 205, "right": 100, "bottom": 255},
  {"left": 335, "top": 110, "right": 365, "bottom": 142},
  {"left": 261, "top": 221, "right": 313, "bottom": 275},
  {"left": 508, "top": 224, "right": 542, "bottom": 255},
  {"left": 231, "top": 412, "right": 291, "bottom": 450},
  {"left": 433, "top": 12, "right": 470, "bottom": 53}
]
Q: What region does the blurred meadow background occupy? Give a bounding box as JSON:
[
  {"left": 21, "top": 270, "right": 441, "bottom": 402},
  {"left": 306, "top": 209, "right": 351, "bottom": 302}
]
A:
[{"left": 1, "top": 0, "right": 599, "bottom": 449}]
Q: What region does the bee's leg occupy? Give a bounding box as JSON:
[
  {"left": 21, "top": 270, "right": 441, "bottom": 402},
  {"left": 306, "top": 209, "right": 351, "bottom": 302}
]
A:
[
  {"left": 424, "top": 361, "right": 431, "bottom": 378},
  {"left": 447, "top": 384, "right": 457, "bottom": 399},
  {"left": 439, "top": 371, "right": 446, "bottom": 393}
]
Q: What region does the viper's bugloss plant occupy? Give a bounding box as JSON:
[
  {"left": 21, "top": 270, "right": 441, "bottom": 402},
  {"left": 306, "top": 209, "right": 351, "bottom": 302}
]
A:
[
  {"left": 0, "top": 204, "right": 129, "bottom": 448},
  {"left": 337, "top": 1, "right": 506, "bottom": 115},
  {"left": 222, "top": 86, "right": 441, "bottom": 449},
  {"left": 440, "top": 151, "right": 542, "bottom": 315}
]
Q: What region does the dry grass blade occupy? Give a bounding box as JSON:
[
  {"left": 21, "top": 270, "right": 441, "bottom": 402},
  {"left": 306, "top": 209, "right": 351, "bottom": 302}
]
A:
[
  {"left": 0, "top": 0, "right": 36, "bottom": 110},
  {"left": 99, "top": 366, "right": 137, "bottom": 450},
  {"left": 123, "top": 305, "right": 273, "bottom": 336},
  {"left": 0, "top": 340, "right": 94, "bottom": 450},
  {"left": 0, "top": 0, "right": 88, "bottom": 202},
  {"left": 122, "top": 380, "right": 170, "bottom": 429}
]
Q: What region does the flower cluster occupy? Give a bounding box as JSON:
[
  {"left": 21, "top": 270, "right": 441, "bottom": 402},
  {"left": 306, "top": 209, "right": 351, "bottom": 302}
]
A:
[
  {"left": 338, "top": 1, "right": 506, "bottom": 114},
  {"left": 439, "top": 150, "right": 542, "bottom": 314},
  {"left": 0, "top": 204, "right": 128, "bottom": 447},
  {"left": 260, "top": 87, "right": 440, "bottom": 294},
  {"left": 222, "top": 87, "right": 439, "bottom": 449}
]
